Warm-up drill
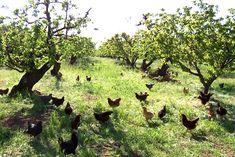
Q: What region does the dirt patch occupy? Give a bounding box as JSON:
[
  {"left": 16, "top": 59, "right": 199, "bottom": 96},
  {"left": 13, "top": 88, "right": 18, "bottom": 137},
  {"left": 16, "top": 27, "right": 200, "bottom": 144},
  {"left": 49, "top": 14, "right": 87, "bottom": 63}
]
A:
[
  {"left": 1, "top": 107, "right": 54, "bottom": 129},
  {"left": 82, "top": 93, "right": 99, "bottom": 102},
  {"left": 0, "top": 80, "right": 7, "bottom": 86},
  {"left": 214, "top": 142, "right": 235, "bottom": 157}
]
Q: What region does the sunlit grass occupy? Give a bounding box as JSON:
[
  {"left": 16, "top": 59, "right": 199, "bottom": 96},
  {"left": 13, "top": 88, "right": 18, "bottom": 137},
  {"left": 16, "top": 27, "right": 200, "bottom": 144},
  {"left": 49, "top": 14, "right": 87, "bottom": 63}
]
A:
[{"left": 0, "top": 57, "right": 234, "bottom": 156}]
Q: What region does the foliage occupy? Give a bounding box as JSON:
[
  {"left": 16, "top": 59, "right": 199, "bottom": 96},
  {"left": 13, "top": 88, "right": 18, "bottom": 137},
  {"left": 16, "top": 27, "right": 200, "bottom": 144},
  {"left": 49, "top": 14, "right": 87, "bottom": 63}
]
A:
[
  {"left": 98, "top": 32, "right": 138, "bottom": 67},
  {"left": 59, "top": 35, "right": 95, "bottom": 60},
  {"left": 0, "top": 0, "right": 91, "bottom": 72},
  {"left": 142, "top": 0, "right": 235, "bottom": 92}
]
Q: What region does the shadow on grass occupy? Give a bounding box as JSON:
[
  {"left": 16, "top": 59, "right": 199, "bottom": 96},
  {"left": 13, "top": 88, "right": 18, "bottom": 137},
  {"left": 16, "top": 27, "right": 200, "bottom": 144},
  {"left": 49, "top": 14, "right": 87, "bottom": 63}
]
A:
[
  {"left": 212, "top": 83, "right": 235, "bottom": 96},
  {"left": 0, "top": 125, "right": 14, "bottom": 147}
]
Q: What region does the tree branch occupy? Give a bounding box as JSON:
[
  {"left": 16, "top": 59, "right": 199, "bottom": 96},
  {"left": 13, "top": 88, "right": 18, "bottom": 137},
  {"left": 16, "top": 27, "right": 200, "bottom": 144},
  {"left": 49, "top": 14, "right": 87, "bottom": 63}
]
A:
[
  {"left": 178, "top": 61, "right": 199, "bottom": 76},
  {"left": 52, "top": 8, "right": 92, "bottom": 35}
]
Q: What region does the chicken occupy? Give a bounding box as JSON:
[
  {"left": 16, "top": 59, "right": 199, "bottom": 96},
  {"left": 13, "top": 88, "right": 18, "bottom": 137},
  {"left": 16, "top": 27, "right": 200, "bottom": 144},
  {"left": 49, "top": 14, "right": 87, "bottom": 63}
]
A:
[
  {"left": 0, "top": 88, "right": 9, "bottom": 95},
  {"left": 145, "top": 83, "right": 154, "bottom": 90},
  {"left": 86, "top": 75, "right": 91, "bottom": 81},
  {"left": 108, "top": 98, "right": 121, "bottom": 107},
  {"left": 76, "top": 75, "right": 80, "bottom": 81},
  {"left": 181, "top": 114, "right": 199, "bottom": 130},
  {"left": 219, "top": 83, "right": 224, "bottom": 89},
  {"left": 65, "top": 102, "right": 73, "bottom": 115},
  {"left": 208, "top": 103, "right": 216, "bottom": 120},
  {"left": 71, "top": 114, "right": 81, "bottom": 130},
  {"left": 142, "top": 107, "right": 154, "bottom": 121},
  {"left": 198, "top": 91, "right": 213, "bottom": 105},
  {"left": 135, "top": 92, "right": 149, "bottom": 102},
  {"left": 94, "top": 111, "right": 113, "bottom": 123},
  {"left": 38, "top": 93, "right": 52, "bottom": 104},
  {"left": 216, "top": 103, "right": 227, "bottom": 116},
  {"left": 24, "top": 121, "right": 42, "bottom": 137},
  {"left": 183, "top": 87, "right": 189, "bottom": 95},
  {"left": 52, "top": 96, "right": 64, "bottom": 107},
  {"left": 158, "top": 105, "right": 166, "bottom": 119},
  {"left": 58, "top": 131, "right": 78, "bottom": 155}
]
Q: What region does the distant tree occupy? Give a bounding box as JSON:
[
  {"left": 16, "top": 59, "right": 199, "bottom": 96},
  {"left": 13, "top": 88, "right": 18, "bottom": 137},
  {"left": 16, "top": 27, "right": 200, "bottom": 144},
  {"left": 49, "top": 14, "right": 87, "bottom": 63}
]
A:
[
  {"left": 0, "top": 0, "right": 91, "bottom": 96},
  {"left": 98, "top": 32, "right": 138, "bottom": 68},
  {"left": 59, "top": 36, "right": 95, "bottom": 65}
]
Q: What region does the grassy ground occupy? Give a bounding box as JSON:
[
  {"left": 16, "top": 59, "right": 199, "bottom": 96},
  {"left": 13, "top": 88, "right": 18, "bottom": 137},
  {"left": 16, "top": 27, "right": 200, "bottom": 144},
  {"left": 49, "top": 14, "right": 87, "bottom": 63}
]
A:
[{"left": 0, "top": 57, "right": 234, "bottom": 157}]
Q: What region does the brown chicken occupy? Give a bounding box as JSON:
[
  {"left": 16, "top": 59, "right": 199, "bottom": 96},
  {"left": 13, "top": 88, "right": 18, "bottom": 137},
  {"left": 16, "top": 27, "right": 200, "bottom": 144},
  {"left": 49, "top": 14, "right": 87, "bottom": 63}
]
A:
[
  {"left": 142, "top": 107, "right": 154, "bottom": 121},
  {"left": 135, "top": 92, "right": 149, "bottom": 102},
  {"left": 86, "top": 75, "right": 91, "bottom": 81},
  {"left": 208, "top": 103, "right": 216, "bottom": 120},
  {"left": 158, "top": 105, "right": 166, "bottom": 119},
  {"left": 65, "top": 102, "right": 73, "bottom": 115},
  {"left": 108, "top": 98, "right": 121, "bottom": 107},
  {"left": 71, "top": 114, "right": 81, "bottom": 130},
  {"left": 94, "top": 111, "right": 113, "bottom": 123},
  {"left": 216, "top": 103, "right": 227, "bottom": 116},
  {"left": 38, "top": 93, "right": 52, "bottom": 104},
  {"left": 52, "top": 96, "right": 64, "bottom": 107},
  {"left": 0, "top": 88, "right": 9, "bottom": 95},
  {"left": 181, "top": 114, "right": 199, "bottom": 130},
  {"left": 183, "top": 87, "right": 189, "bottom": 95},
  {"left": 198, "top": 91, "right": 213, "bottom": 105}
]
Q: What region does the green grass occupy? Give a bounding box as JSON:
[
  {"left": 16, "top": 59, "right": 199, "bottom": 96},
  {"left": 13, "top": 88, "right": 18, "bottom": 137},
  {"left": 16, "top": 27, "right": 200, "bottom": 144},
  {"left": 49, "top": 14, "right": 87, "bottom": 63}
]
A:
[{"left": 0, "top": 57, "right": 234, "bottom": 157}]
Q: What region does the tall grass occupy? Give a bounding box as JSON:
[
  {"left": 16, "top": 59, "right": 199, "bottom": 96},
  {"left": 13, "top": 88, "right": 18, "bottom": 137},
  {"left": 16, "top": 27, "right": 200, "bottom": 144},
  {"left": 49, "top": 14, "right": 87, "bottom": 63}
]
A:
[{"left": 0, "top": 57, "right": 234, "bottom": 156}]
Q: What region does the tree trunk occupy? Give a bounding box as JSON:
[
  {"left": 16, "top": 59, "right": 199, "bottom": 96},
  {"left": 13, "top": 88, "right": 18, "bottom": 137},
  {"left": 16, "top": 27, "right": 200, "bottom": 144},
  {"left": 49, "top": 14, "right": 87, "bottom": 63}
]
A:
[
  {"left": 69, "top": 55, "right": 77, "bottom": 65},
  {"left": 51, "top": 54, "right": 61, "bottom": 76},
  {"left": 50, "top": 61, "right": 61, "bottom": 76},
  {"left": 9, "top": 62, "right": 51, "bottom": 96},
  {"left": 203, "top": 84, "right": 210, "bottom": 94},
  {"left": 141, "top": 58, "right": 155, "bottom": 72}
]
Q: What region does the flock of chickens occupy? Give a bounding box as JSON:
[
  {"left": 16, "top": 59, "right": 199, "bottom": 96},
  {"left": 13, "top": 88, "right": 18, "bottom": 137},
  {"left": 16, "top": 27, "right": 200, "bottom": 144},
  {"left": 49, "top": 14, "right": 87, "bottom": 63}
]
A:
[{"left": 0, "top": 75, "right": 228, "bottom": 155}]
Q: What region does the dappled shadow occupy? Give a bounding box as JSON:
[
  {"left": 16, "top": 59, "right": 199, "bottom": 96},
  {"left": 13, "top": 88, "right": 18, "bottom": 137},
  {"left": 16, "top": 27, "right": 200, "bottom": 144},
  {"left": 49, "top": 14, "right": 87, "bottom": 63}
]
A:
[
  {"left": 212, "top": 83, "right": 235, "bottom": 96},
  {"left": 191, "top": 132, "right": 208, "bottom": 141},
  {"left": 0, "top": 125, "right": 14, "bottom": 147}
]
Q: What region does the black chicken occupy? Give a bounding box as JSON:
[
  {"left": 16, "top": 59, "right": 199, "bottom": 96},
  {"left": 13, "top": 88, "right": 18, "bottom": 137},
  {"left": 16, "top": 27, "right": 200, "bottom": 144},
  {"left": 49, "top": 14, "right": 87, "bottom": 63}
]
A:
[
  {"left": 135, "top": 92, "right": 149, "bottom": 102},
  {"left": 94, "top": 111, "right": 113, "bottom": 123},
  {"left": 52, "top": 96, "right": 64, "bottom": 107},
  {"left": 108, "top": 98, "right": 121, "bottom": 107},
  {"left": 145, "top": 83, "right": 154, "bottom": 90},
  {"left": 0, "top": 88, "right": 9, "bottom": 95},
  {"left": 158, "top": 105, "right": 166, "bottom": 119},
  {"left": 198, "top": 91, "right": 213, "bottom": 105},
  {"left": 181, "top": 114, "right": 199, "bottom": 130},
  {"left": 86, "top": 75, "right": 91, "bottom": 81},
  {"left": 58, "top": 131, "right": 78, "bottom": 155},
  {"left": 65, "top": 102, "right": 73, "bottom": 115},
  {"left": 71, "top": 115, "right": 81, "bottom": 130},
  {"left": 216, "top": 103, "right": 227, "bottom": 116},
  {"left": 76, "top": 75, "right": 80, "bottom": 81},
  {"left": 24, "top": 121, "right": 42, "bottom": 137},
  {"left": 38, "top": 93, "right": 52, "bottom": 104}
]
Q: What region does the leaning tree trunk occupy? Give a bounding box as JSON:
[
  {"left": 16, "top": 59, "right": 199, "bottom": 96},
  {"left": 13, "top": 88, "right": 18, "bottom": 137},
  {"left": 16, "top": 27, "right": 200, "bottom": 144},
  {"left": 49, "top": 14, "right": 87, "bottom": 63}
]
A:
[
  {"left": 9, "top": 62, "right": 51, "bottom": 96},
  {"left": 141, "top": 58, "right": 155, "bottom": 72}
]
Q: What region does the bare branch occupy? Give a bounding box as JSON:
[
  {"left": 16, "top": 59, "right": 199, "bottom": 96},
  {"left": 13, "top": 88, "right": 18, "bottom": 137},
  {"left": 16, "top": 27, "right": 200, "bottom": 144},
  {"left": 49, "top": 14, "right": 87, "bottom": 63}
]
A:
[
  {"left": 52, "top": 8, "right": 92, "bottom": 35},
  {"left": 178, "top": 61, "right": 199, "bottom": 76}
]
